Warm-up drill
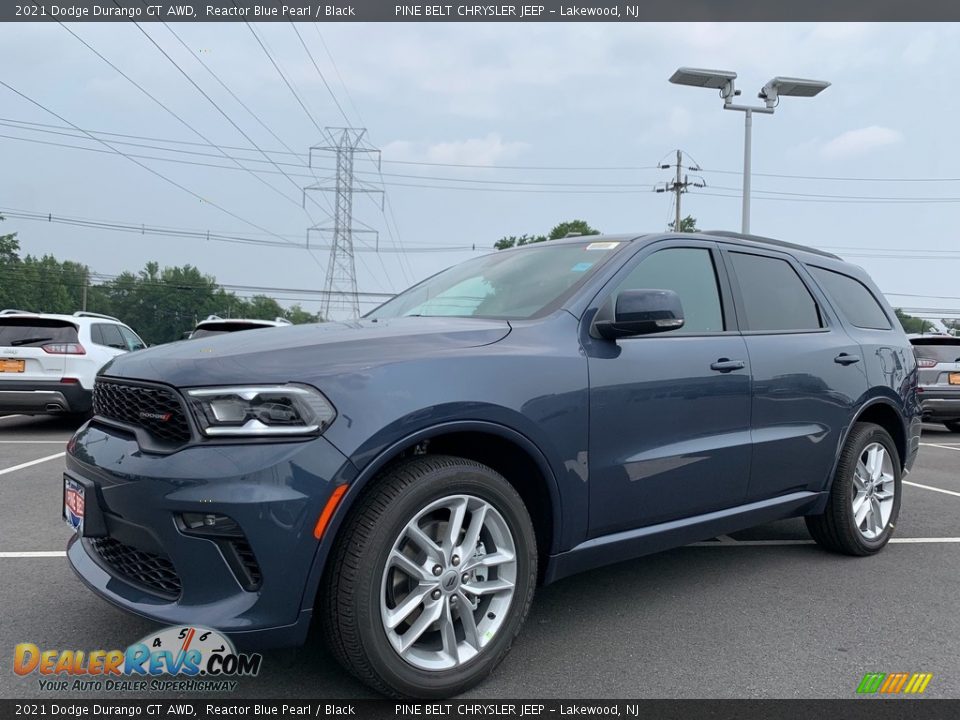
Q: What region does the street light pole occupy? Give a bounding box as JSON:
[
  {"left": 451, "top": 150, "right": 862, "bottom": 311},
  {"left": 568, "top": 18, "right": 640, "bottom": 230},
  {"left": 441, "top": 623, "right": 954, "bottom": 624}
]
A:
[
  {"left": 742, "top": 108, "right": 751, "bottom": 234},
  {"left": 668, "top": 68, "right": 830, "bottom": 236}
]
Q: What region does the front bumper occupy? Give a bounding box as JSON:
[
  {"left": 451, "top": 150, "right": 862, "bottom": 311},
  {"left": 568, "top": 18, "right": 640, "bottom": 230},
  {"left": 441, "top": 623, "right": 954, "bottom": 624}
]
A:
[
  {"left": 917, "top": 388, "right": 960, "bottom": 421},
  {"left": 0, "top": 380, "right": 91, "bottom": 414},
  {"left": 65, "top": 421, "right": 354, "bottom": 649}
]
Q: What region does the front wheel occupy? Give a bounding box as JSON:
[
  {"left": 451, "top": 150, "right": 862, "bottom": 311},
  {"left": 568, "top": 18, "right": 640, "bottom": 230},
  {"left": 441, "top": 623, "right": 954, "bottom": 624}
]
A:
[
  {"left": 321, "top": 455, "right": 537, "bottom": 698},
  {"left": 806, "top": 422, "right": 901, "bottom": 556}
]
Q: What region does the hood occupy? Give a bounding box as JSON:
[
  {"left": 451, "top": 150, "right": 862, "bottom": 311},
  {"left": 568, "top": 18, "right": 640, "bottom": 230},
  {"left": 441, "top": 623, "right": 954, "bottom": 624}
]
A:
[{"left": 100, "top": 316, "right": 511, "bottom": 387}]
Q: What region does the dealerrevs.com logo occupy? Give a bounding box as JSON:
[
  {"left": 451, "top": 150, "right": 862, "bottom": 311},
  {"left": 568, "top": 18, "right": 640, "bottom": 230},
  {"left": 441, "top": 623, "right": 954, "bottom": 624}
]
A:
[{"left": 13, "top": 626, "right": 262, "bottom": 692}]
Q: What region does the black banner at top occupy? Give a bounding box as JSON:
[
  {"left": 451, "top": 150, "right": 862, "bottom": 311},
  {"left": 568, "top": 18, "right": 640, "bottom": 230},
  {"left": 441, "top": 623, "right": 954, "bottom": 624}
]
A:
[{"left": 4, "top": 0, "right": 960, "bottom": 22}]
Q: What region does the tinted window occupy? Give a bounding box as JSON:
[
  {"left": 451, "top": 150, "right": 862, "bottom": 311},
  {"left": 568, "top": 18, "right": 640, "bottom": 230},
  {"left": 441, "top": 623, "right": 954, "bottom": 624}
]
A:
[
  {"left": 95, "top": 323, "right": 127, "bottom": 349},
  {"left": 729, "top": 252, "right": 822, "bottom": 331},
  {"left": 616, "top": 247, "right": 724, "bottom": 333},
  {"left": 0, "top": 318, "right": 78, "bottom": 347},
  {"left": 911, "top": 338, "right": 960, "bottom": 363},
  {"left": 119, "top": 326, "right": 146, "bottom": 351},
  {"left": 809, "top": 267, "right": 891, "bottom": 330}
]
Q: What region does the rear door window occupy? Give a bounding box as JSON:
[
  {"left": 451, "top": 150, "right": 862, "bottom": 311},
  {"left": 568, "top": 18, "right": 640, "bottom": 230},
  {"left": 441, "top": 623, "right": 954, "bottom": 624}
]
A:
[
  {"left": 728, "top": 251, "right": 822, "bottom": 332},
  {"left": 809, "top": 266, "right": 891, "bottom": 330},
  {"left": 0, "top": 318, "right": 79, "bottom": 347},
  {"left": 94, "top": 323, "right": 127, "bottom": 350}
]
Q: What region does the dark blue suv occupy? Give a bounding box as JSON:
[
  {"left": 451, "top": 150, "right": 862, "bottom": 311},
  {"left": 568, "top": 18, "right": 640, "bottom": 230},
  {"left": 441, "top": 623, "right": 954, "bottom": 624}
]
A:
[{"left": 65, "top": 232, "right": 921, "bottom": 697}]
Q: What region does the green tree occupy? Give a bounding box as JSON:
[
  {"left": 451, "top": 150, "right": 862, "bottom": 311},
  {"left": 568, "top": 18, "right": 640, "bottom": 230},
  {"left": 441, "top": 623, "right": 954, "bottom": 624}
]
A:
[
  {"left": 895, "top": 309, "right": 933, "bottom": 334},
  {"left": 495, "top": 219, "right": 599, "bottom": 250},
  {"left": 671, "top": 215, "right": 698, "bottom": 233}
]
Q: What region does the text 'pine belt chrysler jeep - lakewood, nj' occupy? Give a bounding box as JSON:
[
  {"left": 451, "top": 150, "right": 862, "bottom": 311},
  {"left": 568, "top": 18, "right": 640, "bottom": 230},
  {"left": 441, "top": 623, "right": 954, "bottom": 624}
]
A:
[{"left": 63, "top": 231, "right": 921, "bottom": 697}]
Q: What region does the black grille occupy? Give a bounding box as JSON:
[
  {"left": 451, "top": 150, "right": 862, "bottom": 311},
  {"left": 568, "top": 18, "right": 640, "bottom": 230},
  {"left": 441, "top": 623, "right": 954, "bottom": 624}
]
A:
[
  {"left": 94, "top": 380, "right": 191, "bottom": 444},
  {"left": 89, "top": 536, "right": 182, "bottom": 599}
]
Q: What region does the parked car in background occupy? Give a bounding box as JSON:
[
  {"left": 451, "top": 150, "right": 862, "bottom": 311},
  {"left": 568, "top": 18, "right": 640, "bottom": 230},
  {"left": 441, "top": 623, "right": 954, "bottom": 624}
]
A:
[
  {"left": 0, "top": 310, "right": 146, "bottom": 417},
  {"left": 909, "top": 333, "right": 960, "bottom": 432},
  {"left": 186, "top": 314, "right": 292, "bottom": 339},
  {"left": 65, "top": 232, "right": 920, "bottom": 697}
]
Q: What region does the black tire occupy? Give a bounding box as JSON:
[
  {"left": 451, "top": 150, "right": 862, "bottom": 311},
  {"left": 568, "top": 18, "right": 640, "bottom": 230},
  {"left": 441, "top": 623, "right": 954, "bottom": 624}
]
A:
[
  {"left": 321, "top": 455, "right": 537, "bottom": 698},
  {"left": 944, "top": 421, "right": 960, "bottom": 433},
  {"left": 806, "top": 422, "right": 901, "bottom": 556}
]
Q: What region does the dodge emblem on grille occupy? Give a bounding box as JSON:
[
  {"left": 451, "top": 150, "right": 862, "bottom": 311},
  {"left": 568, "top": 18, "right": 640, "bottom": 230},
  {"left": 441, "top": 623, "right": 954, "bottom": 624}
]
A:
[{"left": 139, "top": 411, "right": 173, "bottom": 422}]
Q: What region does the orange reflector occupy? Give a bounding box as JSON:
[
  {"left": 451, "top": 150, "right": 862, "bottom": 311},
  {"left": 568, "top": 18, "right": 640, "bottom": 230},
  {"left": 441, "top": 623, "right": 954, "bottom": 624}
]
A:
[{"left": 313, "top": 484, "right": 349, "bottom": 540}]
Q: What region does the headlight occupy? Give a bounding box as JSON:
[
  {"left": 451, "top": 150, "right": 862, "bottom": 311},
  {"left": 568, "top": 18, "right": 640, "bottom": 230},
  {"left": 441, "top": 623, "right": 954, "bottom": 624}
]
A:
[{"left": 185, "top": 384, "right": 336, "bottom": 437}]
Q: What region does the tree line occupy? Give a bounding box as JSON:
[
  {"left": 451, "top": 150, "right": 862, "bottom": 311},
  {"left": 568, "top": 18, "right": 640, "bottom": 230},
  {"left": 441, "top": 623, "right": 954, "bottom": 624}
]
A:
[{"left": 0, "top": 220, "right": 320, "bottom": 345}]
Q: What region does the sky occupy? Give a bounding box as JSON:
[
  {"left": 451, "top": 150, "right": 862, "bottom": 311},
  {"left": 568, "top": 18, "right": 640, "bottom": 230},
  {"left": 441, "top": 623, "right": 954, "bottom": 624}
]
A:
[{"left": 1, "top": 21, "right": 959, "bottom": 321}]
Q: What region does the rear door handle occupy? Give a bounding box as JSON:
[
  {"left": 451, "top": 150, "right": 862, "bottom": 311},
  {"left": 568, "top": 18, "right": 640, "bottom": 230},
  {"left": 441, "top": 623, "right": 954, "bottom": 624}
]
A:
[
  {"left": 834, "top": 353, "right": 861, "bottom": 366},
  {"left": 710, "top": 358, "right": 746, "bottom": 373}
]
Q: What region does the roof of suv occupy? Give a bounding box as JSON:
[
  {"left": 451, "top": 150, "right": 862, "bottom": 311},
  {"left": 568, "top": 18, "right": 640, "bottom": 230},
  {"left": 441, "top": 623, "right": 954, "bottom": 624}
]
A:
[
  {"left": 0, "top": 309, "right": 125, "bottom": 325},
  {"left": 517, "top": 231, "right": 842, "bottom": 261},
  {"left": 194, "top": 315, "right": 291, "bottom": 329}
]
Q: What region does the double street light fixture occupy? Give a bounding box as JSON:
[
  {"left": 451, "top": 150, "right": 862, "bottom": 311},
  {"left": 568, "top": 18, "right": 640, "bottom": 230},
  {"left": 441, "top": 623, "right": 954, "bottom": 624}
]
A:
[{"left": 669, "top": 67, "right": 830, "bottom": 234}]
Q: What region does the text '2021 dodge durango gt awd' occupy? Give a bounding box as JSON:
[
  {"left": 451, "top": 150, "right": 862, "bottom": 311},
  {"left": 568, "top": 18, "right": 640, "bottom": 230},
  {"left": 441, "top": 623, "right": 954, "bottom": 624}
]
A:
[{"left": 64, "top": 231, "right": 921, "bottom": 697}]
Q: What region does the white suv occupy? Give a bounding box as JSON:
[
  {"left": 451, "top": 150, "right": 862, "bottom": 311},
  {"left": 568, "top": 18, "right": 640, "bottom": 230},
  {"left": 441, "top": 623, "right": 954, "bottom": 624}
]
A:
[
  {"left": 0, "top": 310, "right": 146, "bottom": 416},
  {"left": 187, "top": 314, "right": 291, "bottom": 339}
]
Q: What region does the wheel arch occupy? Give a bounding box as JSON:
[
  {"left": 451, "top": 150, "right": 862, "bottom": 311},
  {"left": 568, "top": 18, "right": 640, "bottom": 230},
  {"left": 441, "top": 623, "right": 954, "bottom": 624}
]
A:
[{"left": 299, "top": 420, "right": 563, "bottom": 615}]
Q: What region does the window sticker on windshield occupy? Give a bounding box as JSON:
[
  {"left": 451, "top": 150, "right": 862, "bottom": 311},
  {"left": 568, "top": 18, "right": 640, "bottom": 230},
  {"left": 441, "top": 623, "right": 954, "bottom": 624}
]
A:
[
  {"left": 570, "top": 262, "right": 594, "bottom": 273},
  {"left": 586, "top": 241, "right": 620, "bottom": 251}
]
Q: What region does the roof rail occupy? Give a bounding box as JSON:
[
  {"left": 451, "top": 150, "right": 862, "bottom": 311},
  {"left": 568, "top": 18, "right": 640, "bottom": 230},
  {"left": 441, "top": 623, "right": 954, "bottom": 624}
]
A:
[
  {"left": 274, "top": 317, "right": 292, "bottom": 325},
  {"left": 703, "top": 230, "right": 842, "bottom": 260},
  {"left": 0, "top": 308, "right": 36, "bottom": 316},
  {"left": 73, "top": 311, "right": 121, "bottom": 322}
]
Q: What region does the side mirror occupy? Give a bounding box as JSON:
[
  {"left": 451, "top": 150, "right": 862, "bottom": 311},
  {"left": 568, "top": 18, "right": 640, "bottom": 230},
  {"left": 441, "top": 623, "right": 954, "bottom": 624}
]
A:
[{"left": 595, "top": 289, "right": 685, "bottom": 340}]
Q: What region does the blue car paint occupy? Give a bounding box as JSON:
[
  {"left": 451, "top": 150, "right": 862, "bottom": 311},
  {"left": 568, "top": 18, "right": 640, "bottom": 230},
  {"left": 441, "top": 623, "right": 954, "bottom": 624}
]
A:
[{"left": 65, "top": 232, "right": 920, "bottom": 649}]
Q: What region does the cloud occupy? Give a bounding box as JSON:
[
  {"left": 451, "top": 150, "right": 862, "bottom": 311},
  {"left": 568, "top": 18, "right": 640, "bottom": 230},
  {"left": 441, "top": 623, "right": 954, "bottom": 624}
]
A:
[
  {"left": 382, "top": 133, "right": 528, "bottom": 166},
  {"left": 820, "top": 126, "right": 903, "bottom": 159}
]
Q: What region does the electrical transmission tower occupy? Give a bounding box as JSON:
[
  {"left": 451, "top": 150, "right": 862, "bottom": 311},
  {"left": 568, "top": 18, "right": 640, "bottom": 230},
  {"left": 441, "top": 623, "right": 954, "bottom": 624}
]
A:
[
  {"left": 655, "top": 150, "right": 706, "bottom": 232},
  {"left": 303, "top": 128, "right": 382, "bottom": 320}
]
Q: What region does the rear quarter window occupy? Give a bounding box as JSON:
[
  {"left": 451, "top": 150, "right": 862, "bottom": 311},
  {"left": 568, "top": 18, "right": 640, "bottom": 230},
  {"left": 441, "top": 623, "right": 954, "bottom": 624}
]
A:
[{"left": 809, "top": 266, "right": 891, "bottom": 330}]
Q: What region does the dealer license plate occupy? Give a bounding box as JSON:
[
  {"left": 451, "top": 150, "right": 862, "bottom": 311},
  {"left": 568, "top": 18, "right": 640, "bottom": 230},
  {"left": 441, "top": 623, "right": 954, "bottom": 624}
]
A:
[{"left": 63, "top": 476, "right": 85, "bottom": 534}]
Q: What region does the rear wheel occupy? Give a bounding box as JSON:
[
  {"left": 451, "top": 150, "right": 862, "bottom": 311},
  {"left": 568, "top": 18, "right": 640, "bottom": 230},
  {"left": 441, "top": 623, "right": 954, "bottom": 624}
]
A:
[
  {"left": 944, "top": 421, "right": 960, "bottom": 433},
  {"left": 806, "top": 422, "right": 901, "bottom": 556},
  {"left": 321, "top": 455, "right": 537, "bottom": 698}
]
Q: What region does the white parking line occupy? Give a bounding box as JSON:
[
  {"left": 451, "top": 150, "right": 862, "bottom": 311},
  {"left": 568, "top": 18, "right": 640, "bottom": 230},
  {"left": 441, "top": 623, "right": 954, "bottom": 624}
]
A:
[
  {"left": 0, "top": 551, "right": 66, "bottom": 558},
  {"left": 904, "top": 479, "right": 960, "bottom": 499},
  {"left": 0, "top": 452, "right": 65, "bottom": 477},
  {"left": 920, "top": 442, "right": 960, "bottom": 452},
  {"left": 0, "top": 414, "right": 24, "bottom": 422}
]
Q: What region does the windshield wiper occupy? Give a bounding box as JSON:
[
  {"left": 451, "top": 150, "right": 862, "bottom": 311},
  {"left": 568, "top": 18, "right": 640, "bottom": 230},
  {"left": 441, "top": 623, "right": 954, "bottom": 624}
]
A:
[{"left": 10, "top": 337, "right": 53, "bottom": 346}]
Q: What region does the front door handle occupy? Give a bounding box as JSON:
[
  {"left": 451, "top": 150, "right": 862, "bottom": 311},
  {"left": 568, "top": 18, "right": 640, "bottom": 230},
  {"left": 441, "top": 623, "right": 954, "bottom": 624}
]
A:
[
  {"left": 710, "top": 358, "right": 746, "bottom": 373},
  {"left": 834, "top": 353, "right": 861, "bottom": 366}
]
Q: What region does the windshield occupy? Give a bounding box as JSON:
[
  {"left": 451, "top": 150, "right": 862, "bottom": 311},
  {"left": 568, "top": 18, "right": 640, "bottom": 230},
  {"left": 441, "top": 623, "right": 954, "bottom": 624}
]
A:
[{"left": 367, "top": 241, "right": 625, "bottom": 320}]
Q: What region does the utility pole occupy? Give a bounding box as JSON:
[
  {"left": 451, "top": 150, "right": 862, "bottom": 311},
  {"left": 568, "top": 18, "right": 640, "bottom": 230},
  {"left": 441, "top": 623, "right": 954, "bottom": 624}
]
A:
[
  {"left": 655, "top": 150, "right": 705, "bottom": 232},
  {"left": 303, "top": 128, "right": 382, "bottom": 320}
]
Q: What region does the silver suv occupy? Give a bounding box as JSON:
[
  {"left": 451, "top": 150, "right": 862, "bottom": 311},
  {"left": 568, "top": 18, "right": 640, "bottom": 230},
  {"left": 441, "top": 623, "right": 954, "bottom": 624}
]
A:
[{"left": 909, "top": 333, "right": 960, "bottom": 432}]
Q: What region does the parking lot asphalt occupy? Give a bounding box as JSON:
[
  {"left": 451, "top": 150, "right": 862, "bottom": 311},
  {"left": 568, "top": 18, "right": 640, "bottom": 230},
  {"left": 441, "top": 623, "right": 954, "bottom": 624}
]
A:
[{"left": 1, "top": 413, "right": 957, "bottom": 699}]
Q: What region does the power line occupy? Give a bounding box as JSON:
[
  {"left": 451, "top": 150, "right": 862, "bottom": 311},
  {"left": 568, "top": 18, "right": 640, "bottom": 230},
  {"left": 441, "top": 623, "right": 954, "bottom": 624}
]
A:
[
  {"left": 58, "top": 23, "right": 305, "bottom": 230},
  {"left": 0, "top": 207, "right": 482, "bottom": 253},
  {"left": 0, "top": 80, "right": 299, "bottom": 247},
  {"left": 655, "top": 149, "right": 706, "bottom": 231},
  {"left": 244, "top": 21, "right": 323, "bottom": 134}
]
